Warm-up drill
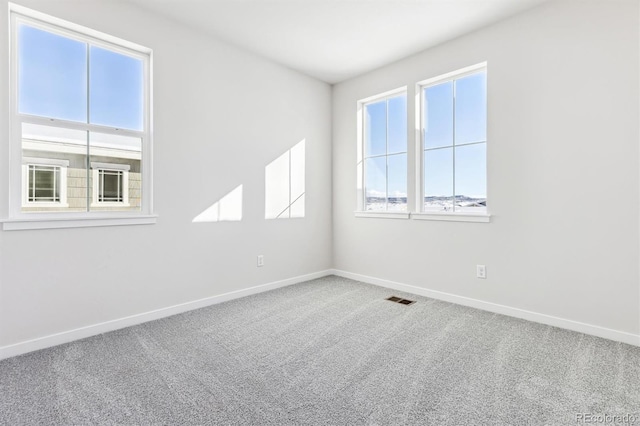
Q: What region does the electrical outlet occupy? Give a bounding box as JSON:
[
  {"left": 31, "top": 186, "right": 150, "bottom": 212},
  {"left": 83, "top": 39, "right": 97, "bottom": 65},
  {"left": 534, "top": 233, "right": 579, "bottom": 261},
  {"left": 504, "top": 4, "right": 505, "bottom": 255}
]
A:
[
  {"left": 257, "top": 255, "right": 264, "bottom": 267},
  {"left": 476, "top": 265, "right": 486, "bottom": 279}
]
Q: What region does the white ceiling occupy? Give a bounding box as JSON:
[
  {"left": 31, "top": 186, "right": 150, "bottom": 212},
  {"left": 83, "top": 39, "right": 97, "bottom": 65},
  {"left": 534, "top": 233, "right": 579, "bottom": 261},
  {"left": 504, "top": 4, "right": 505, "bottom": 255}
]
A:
[{"left": 128, "top": 0, "right": 550, "bottom": 84}]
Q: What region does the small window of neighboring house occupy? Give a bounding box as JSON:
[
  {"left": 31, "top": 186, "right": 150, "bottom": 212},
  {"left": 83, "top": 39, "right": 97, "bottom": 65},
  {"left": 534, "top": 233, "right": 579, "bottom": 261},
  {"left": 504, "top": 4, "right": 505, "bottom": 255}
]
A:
[
  {"left": 91, "top": 163, "right": 130, "bottom": 207},
  {"left": 22, "top": 157, "right": 69, "bottom": 209}
]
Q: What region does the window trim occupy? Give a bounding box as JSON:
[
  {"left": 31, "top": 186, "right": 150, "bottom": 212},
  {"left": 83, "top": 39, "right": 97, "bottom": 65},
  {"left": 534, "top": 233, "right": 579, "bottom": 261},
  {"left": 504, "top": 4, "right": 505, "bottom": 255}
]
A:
[
  {"left": 356, "top": 86, "right": 408, "bottom": 213},
  {"left": 5, "top": 3, "right": 154, "bottom": 231},
  {"left": 415, "top": 62, "right": 489, "bottom": 219}
]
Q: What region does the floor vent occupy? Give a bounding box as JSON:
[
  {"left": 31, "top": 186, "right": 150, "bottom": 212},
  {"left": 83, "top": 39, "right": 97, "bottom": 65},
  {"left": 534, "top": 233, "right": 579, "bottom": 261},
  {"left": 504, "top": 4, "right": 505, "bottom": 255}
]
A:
[{"left": 386, "top": 296, "right": 416, "bottom": 306}]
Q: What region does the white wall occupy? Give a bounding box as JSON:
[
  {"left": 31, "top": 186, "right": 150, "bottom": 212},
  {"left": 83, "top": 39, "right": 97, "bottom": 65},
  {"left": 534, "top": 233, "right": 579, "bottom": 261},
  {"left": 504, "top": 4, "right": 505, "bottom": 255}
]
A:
[
  {"left": 332, "top": 0, "right": 640, "bottom": 336},
  {"left": 0, "top": 0, "right": 332, "bottom": 348}
]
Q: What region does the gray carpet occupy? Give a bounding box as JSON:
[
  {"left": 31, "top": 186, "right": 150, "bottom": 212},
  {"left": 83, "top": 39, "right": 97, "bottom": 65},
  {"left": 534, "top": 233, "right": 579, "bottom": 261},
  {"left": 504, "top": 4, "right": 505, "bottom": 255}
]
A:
[{"left": 1, "top": 276, "right": 639, "bottom": 425}]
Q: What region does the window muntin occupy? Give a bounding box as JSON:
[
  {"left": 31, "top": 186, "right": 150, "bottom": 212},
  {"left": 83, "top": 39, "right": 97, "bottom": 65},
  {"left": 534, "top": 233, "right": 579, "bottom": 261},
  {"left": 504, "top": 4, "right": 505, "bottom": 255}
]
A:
[
  {"left": 421, "top": 67, "right": 487, "bottom": 213},
  {"left": 362, "top": 92, "right": 407, "bottom": 212},
  {"left": 9, "top": 7, "right": 151, "bottom": 221}
]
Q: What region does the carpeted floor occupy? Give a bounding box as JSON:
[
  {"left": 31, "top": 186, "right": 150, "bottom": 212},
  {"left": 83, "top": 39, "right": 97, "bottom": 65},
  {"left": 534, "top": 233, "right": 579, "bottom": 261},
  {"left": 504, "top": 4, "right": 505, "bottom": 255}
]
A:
[{"left": 1, "top": 275, "right": 639, "bottom": 425}]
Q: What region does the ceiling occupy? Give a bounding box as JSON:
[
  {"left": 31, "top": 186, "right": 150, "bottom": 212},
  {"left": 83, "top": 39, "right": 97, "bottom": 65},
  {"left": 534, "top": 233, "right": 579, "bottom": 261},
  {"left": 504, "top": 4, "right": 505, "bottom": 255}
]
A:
[{"left": 127, "top": 0, "right": 551, "bottom": 84}]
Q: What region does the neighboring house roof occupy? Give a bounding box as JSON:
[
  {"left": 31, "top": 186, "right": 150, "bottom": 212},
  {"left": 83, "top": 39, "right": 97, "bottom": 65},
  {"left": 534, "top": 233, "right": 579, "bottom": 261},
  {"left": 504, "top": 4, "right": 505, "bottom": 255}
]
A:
[{"left": 22, "top": 123, "right": 141, "bottom": 160}]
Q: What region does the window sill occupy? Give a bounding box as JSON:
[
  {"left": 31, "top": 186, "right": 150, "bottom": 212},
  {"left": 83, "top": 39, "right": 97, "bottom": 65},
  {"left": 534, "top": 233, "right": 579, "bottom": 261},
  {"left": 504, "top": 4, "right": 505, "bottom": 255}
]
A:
[
  {"left": 354, "top": 211, "right": 410, "bottom": 219},
  {"left": 412, "top": 212, "right": 491, "bottom": 223},
  {"left": 1, "top": 214, "right": 158, "bottom": 231}
]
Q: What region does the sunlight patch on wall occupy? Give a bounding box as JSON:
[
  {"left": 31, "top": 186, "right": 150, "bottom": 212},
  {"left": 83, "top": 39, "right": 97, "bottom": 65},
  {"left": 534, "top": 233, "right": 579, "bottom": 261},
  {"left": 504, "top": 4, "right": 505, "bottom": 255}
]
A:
[
  {"left": 265, "top": 139, "right": 305, "bottom": 219},
  {"left": 193, "top": 185, "right": 243, "bottom": 222}
]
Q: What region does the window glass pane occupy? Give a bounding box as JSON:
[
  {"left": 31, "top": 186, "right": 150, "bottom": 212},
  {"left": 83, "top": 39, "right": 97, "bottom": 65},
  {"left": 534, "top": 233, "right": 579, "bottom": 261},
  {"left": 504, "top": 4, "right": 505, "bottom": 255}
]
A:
[
  {"left": 89, "top": 132, "right": 141, "bottom": 211},
  {"left": 365, "top": 100, "right": 386, "bottom": 157},
  {"left": 18, "top": 24, "right": 87, "bottom": 122},
  {"left": 90, "top": 46, "right": 144, "bottom": 131},
  {"left": 100, "top": 170, "right": 123, "bottom": 202},
  {"left": 454, "top": 143, "right": 486, "bottom": 213},
  {"left": 31, "top": 166, "right": 58, "bottom": 201},
  {"left": 387, "top": 95, "right": 407, "bottom": 155},
  {"left": 424, "top": 147, "right": 453, "bottom": 212},
  {"left": 22, "top": 123, "right": 87, "bottom": 213},
  {"left": 424, "top": 82, "right": 453, "bottom": 149},
  {"left": 455, "top": 72, "right": 487, "bottom": 145},
  {"left": 365, "top": 156, "right": 386, "bottom": 211},
  {"left": 387, "top": 153, "right": 407, "bottom": 212}
]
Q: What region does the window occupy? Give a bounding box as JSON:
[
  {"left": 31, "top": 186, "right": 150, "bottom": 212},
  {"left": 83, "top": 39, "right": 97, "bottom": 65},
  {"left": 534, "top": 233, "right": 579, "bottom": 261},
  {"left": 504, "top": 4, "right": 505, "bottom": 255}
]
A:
[
  {"left": 28, "top": 165, "right": 60, "bottom": 202},
  {"left": 98, "top": 170, "right": 124, "bottom": 203},
  {"left": 22, "top": 158, "right": 69, "bottom": 209},
  {"left": 5, "top": 5, "right": 153, "bottom": 230},
  {"left": 91, "top": 163, "right": 131, "bottom": 207},
  {"left": 419, "top": 64, "right": 487, "bottom": 215},
  {"left": 358, "top": 90, "right": 407, "bottom": 212},
  {"left": 355, "top": 65, "right": 488, "bottom": 222}
]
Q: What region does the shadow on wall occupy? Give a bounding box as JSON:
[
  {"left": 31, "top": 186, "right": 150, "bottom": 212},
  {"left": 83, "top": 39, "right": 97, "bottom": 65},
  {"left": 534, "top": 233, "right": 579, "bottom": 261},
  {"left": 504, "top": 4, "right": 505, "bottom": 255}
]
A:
[{"left": 192, "top": 138, "right": 305, "bottom": 223}]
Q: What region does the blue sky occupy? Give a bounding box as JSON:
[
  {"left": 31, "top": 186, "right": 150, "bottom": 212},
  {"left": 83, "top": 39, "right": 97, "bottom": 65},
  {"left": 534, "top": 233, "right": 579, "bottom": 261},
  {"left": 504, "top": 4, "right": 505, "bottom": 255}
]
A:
[
  {"left": 18, "top": 24, "right": 143, "bottom": 131},
  {"left": 365, "top": 72, "right": 486, "bottom": 200}
]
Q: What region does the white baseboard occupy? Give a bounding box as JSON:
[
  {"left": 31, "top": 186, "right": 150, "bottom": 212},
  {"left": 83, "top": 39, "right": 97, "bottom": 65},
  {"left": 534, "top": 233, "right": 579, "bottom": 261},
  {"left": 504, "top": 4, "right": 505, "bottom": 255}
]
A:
[
  {"left": 330, "top": 269, "right": 640, "bottom": 347},
  {"left": 0, "top": 270, "right": 333, "bottom": 360}
]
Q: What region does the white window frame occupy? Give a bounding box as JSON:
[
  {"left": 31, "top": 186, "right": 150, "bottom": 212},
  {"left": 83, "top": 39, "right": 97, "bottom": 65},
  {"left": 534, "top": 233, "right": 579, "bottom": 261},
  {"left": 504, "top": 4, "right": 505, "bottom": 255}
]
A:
[
  {"left": 3, "top": 3, "right": 155, "bottom": 231},
  {"left": 414, "top": 62, "right": 490, "bottom": 223},
  {"left": 355, "top": 87, "right": 410, "bottom": 219},
  {"left": 21, "top": 157, "right": 69, "bottom": 208},
  {"left": 91, "top": 162, "right": 130, "bottom": 207}
]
